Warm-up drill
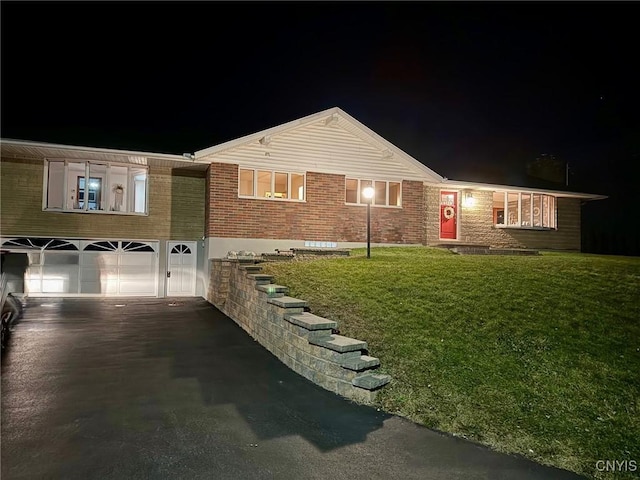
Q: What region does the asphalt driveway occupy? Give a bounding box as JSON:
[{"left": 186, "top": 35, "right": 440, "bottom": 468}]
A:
[{"left": 1, "top": 298, "right": 585, "bottom": 480}]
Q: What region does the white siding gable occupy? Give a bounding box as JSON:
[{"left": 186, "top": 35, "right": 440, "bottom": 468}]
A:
[{"left": 195, "top": 108, "right": 443, "bottom": 182}]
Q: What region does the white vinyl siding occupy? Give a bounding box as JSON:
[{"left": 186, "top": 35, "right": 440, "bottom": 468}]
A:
[{"left": 206, "top": 119, "right": 441, "bottom": 182}]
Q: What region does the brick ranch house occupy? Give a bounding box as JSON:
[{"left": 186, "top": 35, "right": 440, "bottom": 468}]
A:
[{"left": 0, "top": 107, "right": 606, "bottom": 298}]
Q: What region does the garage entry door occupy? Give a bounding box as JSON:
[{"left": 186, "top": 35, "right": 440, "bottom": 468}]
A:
[{"left": 2, "top": 238, "right": 158, "bottom": 296}]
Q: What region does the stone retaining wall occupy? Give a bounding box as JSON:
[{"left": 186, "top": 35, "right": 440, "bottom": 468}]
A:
[{"left": 207, "top": 259, "right": 390, "bottom": 404}]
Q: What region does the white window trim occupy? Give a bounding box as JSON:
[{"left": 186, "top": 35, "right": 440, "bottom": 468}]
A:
[
  {"left": 43, "top": 159, "right": 149, "bottom": 216},
  {"left": 345, "top": 178, "right": 403, "bottom": 208},
  {"left": 494, "top": 191, "right": 557, "bottom": 230},
  {"left": 237, "top": 167, "right": 306, "bottom": 202}
]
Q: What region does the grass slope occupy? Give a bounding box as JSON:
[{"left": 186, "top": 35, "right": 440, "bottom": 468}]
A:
[{"left": 261, "top": 247, "right": 640, "bottom": 480}]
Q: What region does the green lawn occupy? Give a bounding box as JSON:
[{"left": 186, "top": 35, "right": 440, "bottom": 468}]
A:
[{"left": 260, "top": 247, "right": 640, "bottom": 480}]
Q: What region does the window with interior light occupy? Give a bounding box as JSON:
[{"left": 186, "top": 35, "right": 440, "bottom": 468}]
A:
[
  {"left": 44, "top": 160, "right": 148, "bottom": 215},
  {"left": 345, "top": 178, "right": 402, "bottom": 207},
  {"left": 493, "top": 191, "right": 556, "bottom": 229},
  {"left": 238, "top": 167, "right": 305, "bottom": 201}
]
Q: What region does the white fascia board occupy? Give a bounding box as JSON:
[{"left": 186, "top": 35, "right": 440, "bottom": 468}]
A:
[
  {"left": 194, "top": 107, "right": 341, "bottom": 159},
  {"left": 1, "top": 138, "right": 188, "bottom": 162},
  {"left": 0, "top": 138, "right": 208, "bottom": 170},
  {"left": 432, "top": 178, "right": 608, "bottom": 200}
]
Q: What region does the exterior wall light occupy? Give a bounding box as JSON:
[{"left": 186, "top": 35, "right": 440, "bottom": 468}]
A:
[
  {"left": 362, "top": 186, "right": 375, "bottom": 258},
  {"left": 463, "top": 191, "right": 476, "bottom": 207}
]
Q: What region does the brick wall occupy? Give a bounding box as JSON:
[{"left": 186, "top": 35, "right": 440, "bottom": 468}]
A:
[
  {"left": 424, "top": 186, "right": 582, "bottom": 251},
  {"left": 207, "top": 259, "right": 391, "bottom": 404},
  {"left": 206, "top": 163, "right": 424, "bottom": 244},
  {"left": 0, "top": 157, "right": 205, "bottom": 241}
]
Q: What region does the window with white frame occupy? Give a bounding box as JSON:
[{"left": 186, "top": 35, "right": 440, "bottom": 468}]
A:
[
  {"left": 493, "top": 191, "right": 556, "bottom": 229},
  {"left": 345, "top": 178, "right": 402, "bottom": 207},
  {"left": 238, "top": 168, "right": 305, "bottom": 201},
  {"left": 44, "top": 160, "right": 148, "bottom": 215}
]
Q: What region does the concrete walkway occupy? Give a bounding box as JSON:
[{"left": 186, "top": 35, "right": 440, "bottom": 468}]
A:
[{"left": 1, "top": 298, "right": 585, "bottom": 480}]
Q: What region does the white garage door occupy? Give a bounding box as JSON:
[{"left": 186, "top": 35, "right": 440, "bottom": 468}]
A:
[
  {"left": 2, "top": 237, "right": 159, "bottom": 297},
  {"left": 3, "top": 238, "right": 82, "bottom": 294},
  {"left": 80, "top": 241, "right": 158, "bottom": 296}
]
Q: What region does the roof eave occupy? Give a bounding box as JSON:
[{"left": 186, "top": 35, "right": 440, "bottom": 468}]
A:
[
  {"left": 431, "top": 178, "right": 607, "bottom": 200},
  {"left": 0, "top": 138, "right": 210, "bottom": 170},
  {"left": 1, "top": 138, "right": 188, "bottom": 161}
]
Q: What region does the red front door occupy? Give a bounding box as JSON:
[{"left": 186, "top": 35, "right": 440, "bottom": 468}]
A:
[{"left": 440, "top": 191, "right": 458, "bottom": 239}]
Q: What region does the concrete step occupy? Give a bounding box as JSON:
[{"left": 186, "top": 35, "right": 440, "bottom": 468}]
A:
[
  {"left": 239, "top": 264, "right": 262, "bottom": 272},
  {"left": 267, "top": 296, "right": 308, "bottom": 308},
  {"left": 352, "top": 373, "right": 391, "bottom": 390},
  {"left": 290, "top": 248, "right": 351, "bottom": 257},
  {"left": 261, "top": 253, "right": 295, "bottom": 261},
  {"left": 433, "top": 243, "right": 489, "bottom": 251},
  {"left": 256, "top": 284, "right": 289, "bottom": 296},
  {"left": 309, "top": 334, "right": 367, "bottom": 353},
  {"left": 488, "top": 248, "right": 539, "bottom": 256},
  {"left": 451, "top": 247, "right": 490, "bottom": 255},
  {"left": 452, "top": 246, "right": 539, "bottom": 255},
  {"left": 341, "top": 355, "right": 380, "bottom": 371},
  {"left": 246, "top": 273, "right": 274, "bottom": 285},
  {"left": 284, "top": 311, "right": 337, "bottom": 331}
]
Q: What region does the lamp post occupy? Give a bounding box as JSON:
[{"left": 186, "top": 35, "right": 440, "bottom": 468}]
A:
[{"left": 362, "top": 186, "right": 375, "bottom": 258}]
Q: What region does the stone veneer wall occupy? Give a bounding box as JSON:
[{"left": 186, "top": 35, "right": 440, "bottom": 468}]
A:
[
  {"left": 424, "top": 185, "right": 441, "bottom": 245},
  {"left": 207, "top": 259, "right": 391, "bottom": 404},
  {"left": 424, "top": 186, "right": 582, "bottom": 251}
]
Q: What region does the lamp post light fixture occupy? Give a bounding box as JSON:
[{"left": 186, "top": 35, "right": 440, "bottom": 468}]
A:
[{"left": 362, "top": 186, "right": 375, "bottom": 258}]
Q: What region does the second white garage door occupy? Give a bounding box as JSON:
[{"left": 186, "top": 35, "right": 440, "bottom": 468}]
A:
[{"left": 80, "top": 240, "right": 158, "bottom": 296}]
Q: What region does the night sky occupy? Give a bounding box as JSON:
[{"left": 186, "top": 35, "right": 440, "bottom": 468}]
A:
[{"left": 2, "top": 2, "right": 638, "bottom": 254}]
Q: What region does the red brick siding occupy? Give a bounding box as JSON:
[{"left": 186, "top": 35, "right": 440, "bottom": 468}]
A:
[{"left": 206, "top": 163, "right": 424, "bottom": 243}]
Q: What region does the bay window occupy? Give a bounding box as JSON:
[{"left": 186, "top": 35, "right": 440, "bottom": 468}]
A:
[
  {"left": 44, "top": 160, "right": 148, "bottom": 215},
  {"left": 493, "top": 191, "right": 556, "bottom": 229}
]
